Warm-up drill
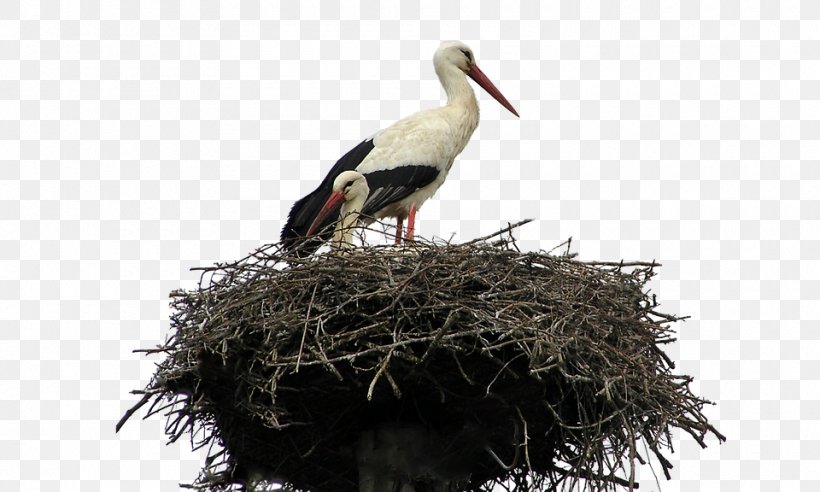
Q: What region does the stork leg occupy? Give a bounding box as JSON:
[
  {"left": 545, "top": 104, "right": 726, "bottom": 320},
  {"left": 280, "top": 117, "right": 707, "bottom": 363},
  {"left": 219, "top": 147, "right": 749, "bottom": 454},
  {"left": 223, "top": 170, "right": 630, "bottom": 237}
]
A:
[
  {"left": 395, "top": 218, "right": 404, "bottom": 244},
  {"left": 406, "top": 203, "right": 417, "bottom": 241}
]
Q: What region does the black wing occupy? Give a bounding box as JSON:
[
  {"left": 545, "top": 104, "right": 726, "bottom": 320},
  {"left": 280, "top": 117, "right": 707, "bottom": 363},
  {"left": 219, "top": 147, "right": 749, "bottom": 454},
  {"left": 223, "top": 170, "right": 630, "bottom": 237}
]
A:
[
  {"left": 280, "top": 138, "right": 376, "bottom": 255},
  {"left": 361, "top": 165, "right": 440, "bottom": 217}
]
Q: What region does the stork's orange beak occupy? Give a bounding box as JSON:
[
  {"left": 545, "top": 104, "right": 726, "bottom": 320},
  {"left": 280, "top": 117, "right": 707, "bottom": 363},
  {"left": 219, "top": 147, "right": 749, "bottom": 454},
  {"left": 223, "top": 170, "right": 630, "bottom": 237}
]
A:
[
  {"left": 307, "top": 191, "right": 345, "bottom": 236},
  {"left": 467, "top": 63, "right": 519, "bottom": 117}
]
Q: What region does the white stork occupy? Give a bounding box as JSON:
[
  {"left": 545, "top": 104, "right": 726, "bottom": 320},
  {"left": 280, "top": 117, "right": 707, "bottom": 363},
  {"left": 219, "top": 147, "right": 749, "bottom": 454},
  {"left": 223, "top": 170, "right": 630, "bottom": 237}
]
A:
[
  {"left": 307, "top": 170, "right": 369, "bottom": 250},
  {"left": 281, "top": 40, "right": 519, "bottom": 255}
]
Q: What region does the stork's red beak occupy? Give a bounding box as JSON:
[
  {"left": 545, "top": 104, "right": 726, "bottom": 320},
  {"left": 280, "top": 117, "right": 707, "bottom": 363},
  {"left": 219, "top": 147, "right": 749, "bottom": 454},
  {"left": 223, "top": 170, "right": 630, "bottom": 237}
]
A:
[
  {"left": 467, "top": 63, "right": 519, "bottom": 117},
  {"left": 307, "top": 191, "right": 345, "bottom": 236}
]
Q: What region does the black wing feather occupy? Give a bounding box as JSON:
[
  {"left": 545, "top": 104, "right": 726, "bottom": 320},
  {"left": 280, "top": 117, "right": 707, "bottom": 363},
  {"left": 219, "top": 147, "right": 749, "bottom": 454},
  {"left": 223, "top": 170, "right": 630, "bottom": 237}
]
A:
[
  {"left": 280, "top": 138, "right": 375, "bottom": 255},
  {"left": 361, "top": 165, "right": 440, "bottom": 216}
]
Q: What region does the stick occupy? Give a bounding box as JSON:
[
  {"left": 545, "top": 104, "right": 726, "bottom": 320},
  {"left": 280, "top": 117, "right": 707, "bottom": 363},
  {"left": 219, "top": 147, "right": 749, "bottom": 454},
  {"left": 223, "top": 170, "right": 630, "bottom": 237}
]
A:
[{"left": 464, "top": 218, "right": 534, "bottom": 246}]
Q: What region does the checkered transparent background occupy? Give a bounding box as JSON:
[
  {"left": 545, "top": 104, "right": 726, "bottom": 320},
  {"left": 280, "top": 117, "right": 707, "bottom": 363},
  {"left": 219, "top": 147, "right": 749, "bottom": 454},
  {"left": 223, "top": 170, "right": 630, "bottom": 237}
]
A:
[{"left": 1, "top": 1, "right": 819, "bottom": 491}]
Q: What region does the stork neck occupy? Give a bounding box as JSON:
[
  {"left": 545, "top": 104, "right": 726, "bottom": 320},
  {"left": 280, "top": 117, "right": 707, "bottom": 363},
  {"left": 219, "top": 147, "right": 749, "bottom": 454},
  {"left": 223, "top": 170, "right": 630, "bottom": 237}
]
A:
[
  {"left": 331, "top": 212, "right": 354, "bottom": 249},
  {"left": 332, "top": 199, "right": 364, "bottom": 250},
  {"left": 438, "top": 67, "right": 477, "bottom": 110}
]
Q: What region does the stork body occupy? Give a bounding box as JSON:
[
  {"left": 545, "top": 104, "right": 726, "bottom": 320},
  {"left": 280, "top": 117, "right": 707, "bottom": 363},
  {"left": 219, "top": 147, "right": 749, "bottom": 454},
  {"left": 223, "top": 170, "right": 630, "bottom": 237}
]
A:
[{"left": 281, "top": 41, "right": 518, "bottom": 255}]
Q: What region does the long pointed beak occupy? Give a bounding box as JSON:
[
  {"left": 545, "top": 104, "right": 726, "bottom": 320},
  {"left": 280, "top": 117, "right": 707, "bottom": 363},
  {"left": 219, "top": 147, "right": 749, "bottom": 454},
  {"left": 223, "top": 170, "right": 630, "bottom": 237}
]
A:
[
  {"left": 307, "top": 191, "right": 345, "bottom": 236},
  {"left": 467, "top": 63, "right": 519, "bottom": 117}
]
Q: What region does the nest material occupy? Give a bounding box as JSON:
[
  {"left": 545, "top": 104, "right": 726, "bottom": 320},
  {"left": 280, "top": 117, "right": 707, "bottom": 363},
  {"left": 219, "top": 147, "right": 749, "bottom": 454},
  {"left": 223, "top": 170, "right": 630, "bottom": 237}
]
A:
[{"left": 120, "top": 224, "right": 724, "bottom": 491}]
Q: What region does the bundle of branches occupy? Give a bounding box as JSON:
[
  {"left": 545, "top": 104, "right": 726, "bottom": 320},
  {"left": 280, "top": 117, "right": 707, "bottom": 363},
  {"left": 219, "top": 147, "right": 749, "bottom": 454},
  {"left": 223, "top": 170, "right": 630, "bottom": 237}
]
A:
[{"left": 119, "top": 223, "right": 724, "bottom": 491}]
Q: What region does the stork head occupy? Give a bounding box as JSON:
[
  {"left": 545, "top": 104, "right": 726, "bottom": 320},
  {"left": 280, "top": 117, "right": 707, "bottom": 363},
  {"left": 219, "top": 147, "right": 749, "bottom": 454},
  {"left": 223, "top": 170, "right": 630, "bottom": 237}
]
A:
[
  {"left": 434, "top": 41, "right": 519, "bottom": 117},
  {"left": 330, "top": 170, "right": 369, "bottom": 202},
  {"left": 306, "top": 171, "right": 369, "bottom": 236}
]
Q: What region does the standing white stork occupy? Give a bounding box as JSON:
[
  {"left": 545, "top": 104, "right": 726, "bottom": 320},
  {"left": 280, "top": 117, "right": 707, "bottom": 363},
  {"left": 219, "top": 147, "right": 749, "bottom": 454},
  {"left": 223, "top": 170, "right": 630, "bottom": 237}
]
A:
[{"left": 281, "top": 41, "right": 519, "bottom": 255}]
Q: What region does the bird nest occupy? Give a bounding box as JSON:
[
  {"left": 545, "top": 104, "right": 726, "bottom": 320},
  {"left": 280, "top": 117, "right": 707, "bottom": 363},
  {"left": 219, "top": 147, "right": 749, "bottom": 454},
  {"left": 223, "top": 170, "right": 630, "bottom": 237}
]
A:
[{"left": 119, "top": 223, "right": 724, "bottom": 491}]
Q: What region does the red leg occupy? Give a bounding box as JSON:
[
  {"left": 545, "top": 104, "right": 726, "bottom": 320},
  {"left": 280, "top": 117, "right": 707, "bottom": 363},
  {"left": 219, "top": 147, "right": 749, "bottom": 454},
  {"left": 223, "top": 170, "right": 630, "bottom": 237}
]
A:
[
  {"left": 395, "top": 218, "right": 403, "bottom": 244},
  {"left": 406, "top": 203, "right": 417, "bottom": 241}
]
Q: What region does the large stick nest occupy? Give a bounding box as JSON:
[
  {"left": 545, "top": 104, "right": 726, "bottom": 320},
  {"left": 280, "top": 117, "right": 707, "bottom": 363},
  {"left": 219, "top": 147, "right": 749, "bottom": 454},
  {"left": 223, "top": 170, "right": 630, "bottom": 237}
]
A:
[{"left": 120, "top": 224, "right": 724, "bottom": 491}]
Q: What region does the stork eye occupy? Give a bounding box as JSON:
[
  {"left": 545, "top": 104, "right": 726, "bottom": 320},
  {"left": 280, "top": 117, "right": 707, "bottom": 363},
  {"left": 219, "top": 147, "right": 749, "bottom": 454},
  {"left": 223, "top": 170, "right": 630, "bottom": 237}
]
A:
[
  {"left": 460, "top": 49, "right": 473, "bottom": 62},
  {"left": 344, "top": 180, "right": 354, "bottom": 189}
]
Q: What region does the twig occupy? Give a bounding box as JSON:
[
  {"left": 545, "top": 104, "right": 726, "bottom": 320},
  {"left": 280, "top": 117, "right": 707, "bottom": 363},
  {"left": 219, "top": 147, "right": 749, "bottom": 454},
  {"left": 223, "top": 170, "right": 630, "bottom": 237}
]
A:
[
  {"left": 115, "top": 392, "right": 152, "bottom": 433},
  {"left": 464, "top": 218, "right": 534, "bottom": 246},
  {"left": 295, "top": 283, "right": 319, "bottom": 372},
  {"left": 367, "top": 352, "right": 393, "bottom": 401}
]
